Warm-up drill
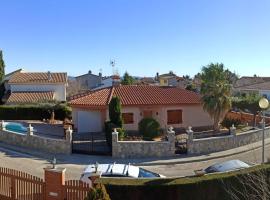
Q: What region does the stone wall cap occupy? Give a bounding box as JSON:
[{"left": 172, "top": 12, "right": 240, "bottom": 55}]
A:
[{"left": 44, "top": 167, "right": 66, "bottom": 173}]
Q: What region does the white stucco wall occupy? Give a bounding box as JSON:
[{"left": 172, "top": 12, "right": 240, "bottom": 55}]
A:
[
  {"left": 72, "top": 104, "right": 213, "bottom": 132},
  {"left": 10, "top": 84, "right": 66, "bottom": 101}
]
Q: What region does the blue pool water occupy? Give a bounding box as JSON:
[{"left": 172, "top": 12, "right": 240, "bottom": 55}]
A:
[{"left": 5, "top": 122, "right": 28, "bottom": 134}]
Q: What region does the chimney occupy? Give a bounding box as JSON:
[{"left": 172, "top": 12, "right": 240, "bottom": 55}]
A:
[
  {"left": 88, "top": 70, "right": 92, "bottom": 74},
  {"left": 156, "top": 72, "right": 159, "bottom": 81},
  {"left": 47, "top": 71, "right": 52, "bottom": 81},
  {"left": 112, "top": 75, "right": 120, "bottom": 87}
]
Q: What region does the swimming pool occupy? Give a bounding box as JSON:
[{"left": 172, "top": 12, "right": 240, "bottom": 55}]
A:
[{"left": 4, "top": 122, "right": 28, "bottom": 134}]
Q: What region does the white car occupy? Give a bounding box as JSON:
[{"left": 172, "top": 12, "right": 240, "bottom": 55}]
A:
[{"left": 81, "top": 163, "right": 165, "bottom": 184}]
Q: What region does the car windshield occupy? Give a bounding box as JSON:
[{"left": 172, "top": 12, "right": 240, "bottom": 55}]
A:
[{"left": 138, "top": 168, "right": 160, "bottom": 178}]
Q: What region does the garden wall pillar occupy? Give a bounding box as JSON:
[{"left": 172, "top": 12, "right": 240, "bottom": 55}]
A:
[
  {"left": 27, "top": 124, "right": 34, "bottom": 136},
  {"left": 186, "top": 126, "right": 194, "bottom": 154},
  {"left": 111, "top": 129, "right": 119, "bottom": 157},
  {"left": 65, "top": 127, "right": 73, "bottom": 142},
  {"left": 167, "top": 126, "right": 175, "bottom": 154},
  {"left": 44, "top": 167, "right": 66, "bottom": 200},
  {"left": 1, "top": 120, "right": 5, "bottom": 131},
  {"left": 230, "top": 124, "right": 236, "bottom": 136}
]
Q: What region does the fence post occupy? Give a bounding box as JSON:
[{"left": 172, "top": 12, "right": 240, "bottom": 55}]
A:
[
  {"left": 111, "top": 129, "right": 119, "bottom": 157},
  {"left": 167, "top": 126, "right": 175, "bottom": 155},
  {"left": 44, "top": 167, "right": 66, "bottom": 200},
  {"left": 186, "top": 126, "right": 194, "bottom": 154}
]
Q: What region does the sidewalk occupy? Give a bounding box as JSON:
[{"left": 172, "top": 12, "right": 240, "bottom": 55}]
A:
[{"left": 0, "top": 137, "right": 269, "bottom": 166}]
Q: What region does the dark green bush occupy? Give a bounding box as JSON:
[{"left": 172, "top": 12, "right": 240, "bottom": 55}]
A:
[
  {"left": 109, "top": 96, "right": 123, "bottom": 127},
  {"left": 117, "top": 128, "right": 126, "bottom": 141},
  {"left": 221, "top": 117, "right": 241, "bottom": 129},
  {"left": 102, "top": 164, "right": 270, "bottom": 200},
  {"left": 0, "top": 104, "right": 71, "bottom": 120},
  {"left": 85, "top": 184, "right": 111, "bottom": 200},
  {"left": 138, "top": 118, "right": 160, "bottom": 140},
  {"left": 105, "top": 122, "right": 126, "bottom": 147}
]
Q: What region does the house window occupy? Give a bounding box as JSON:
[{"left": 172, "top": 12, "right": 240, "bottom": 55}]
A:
[
  {"left": 122, "top": 113, "right": 134, "bottom": 124},
  {"left": 167, "top": 110, "right": 182, "bottom": 124}
]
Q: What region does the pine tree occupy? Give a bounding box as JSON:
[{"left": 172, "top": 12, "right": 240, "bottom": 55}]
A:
[
  {"left": 121, "top": 71, "right": 134, "bottom": 85},
  {"left": 0, "top": 50, "right": 5, "bottom": 82}
]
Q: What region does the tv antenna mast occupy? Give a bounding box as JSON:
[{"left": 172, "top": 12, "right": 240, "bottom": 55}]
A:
[{"left": 110, "top": 59, "right": 118, "bottom": 75}]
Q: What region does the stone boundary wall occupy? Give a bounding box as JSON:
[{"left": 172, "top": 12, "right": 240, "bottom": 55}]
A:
[
  {"left": 187, "top": 127, "right": 270, "bottom": 154},
  {"left": 112, "top": 129, "right": 175, "bottom": 158},
  {"left": 0, "top": 125, "right": 72, "bottom": 154}
]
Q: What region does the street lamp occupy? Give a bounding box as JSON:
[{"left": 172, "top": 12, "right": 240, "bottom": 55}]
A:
[{"left": 259, "top": 97, "right": 269, "bottom": 164}]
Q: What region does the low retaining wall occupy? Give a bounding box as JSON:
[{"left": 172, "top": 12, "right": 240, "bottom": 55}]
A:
[
  {"left": 187, "top": 127, "right": 270, "bottom": 154},
  {"left": 0, "top": 127, "right": 72, "bottom": 154},
  {"left": 112, "top": 129, "right": 175, "bottom": 158}
]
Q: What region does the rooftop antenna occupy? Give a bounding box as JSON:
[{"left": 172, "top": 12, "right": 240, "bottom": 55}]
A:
[{"left": 110, "top": 59, "right": 118, "bottom": 75}]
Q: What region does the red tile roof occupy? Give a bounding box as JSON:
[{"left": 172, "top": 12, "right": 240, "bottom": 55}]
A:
[
  {"left": 69, "top": 85, "right": 201, "bottom": 107},
  {"left": 6, "top": 91, "right": 55, "bottom": 104},
  {"left": 9, "top": 72, "right": 67, "bottom": 84}
]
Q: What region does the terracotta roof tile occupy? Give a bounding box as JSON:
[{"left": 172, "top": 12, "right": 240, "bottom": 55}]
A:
[
  {"left": 69, "top": 85, "right": 201, "bottom": 107},
  {"left": 69, "top": 87, "right": 113, "bottom": 106},
  {"left": 9, "top": 72, "right": 67, "bottom": 84},
  {"left": 7, "top": 91, "right": 55, "bottom": 103}
]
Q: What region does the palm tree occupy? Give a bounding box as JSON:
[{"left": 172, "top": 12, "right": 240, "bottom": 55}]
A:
[{"left": 200, "top": 63, "right": 232, "bottom": 131}]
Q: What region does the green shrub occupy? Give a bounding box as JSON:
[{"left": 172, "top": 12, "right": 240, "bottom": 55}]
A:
[
  {"left": 105, "top": 122, "right": 126, "bottom": 147},
  {"left": 102, "top": 164, "right": 270, "bottom": 200},
  {"left": 0, "top": 104, "right": 71, "bottom": 120},
  {"left": 138, "top": 118, "right": 160, "bottom": 140},
  {"left": 117, "top": 128, "right": 126, "bottom": 141},
  {"left": 85, "top": 184, "right": 111, "bottom": 200},
  {"left": 221, "top": 117, "right": 241, "bottom": 129}
]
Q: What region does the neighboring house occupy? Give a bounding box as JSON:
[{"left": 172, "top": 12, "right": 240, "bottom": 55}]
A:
[
  {"left": 69, "top": 85, "right": 213, "bottom": 133},
  {"left": 75, "top": 71, "right": 103, "bottom": 90},
  {"left": 234, "top": 76, "right": 270, "bottom": 99},
  {"left": 156, "top": 72, "right": 187, "bottom": 88},
  {"left": 2, "top": 68, "right": 24, "bottom": 91},
  {"left": 136, "top": 77, "right": 158, "bottom": 85},
  {"left": 6, "top": 71, "right": 67, "bottom": 104},
  {"left": 92, "top": 75, "right": 120, "bottom": 90}
]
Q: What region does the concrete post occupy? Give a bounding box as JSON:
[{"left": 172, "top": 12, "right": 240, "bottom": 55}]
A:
[
  {"left": 167, "top": 126, "right": 175, "bottom": 155},
  {"left": 1, "top": 120, "right": 5, "bottom": 131},
  {"left": 186, "top": 126, "right": 194, "bottom": 154},
  {"left": 186, "top": 126, "right": 193, "bottom": 141},
  {"left": 111, "top": 129, "right": 119, "bottom": 157},
  {"left": 230, "top": 124, "right": 236, "bottom": 136},
  {"left": 27, "top": 124, "right": 34, "bottom": 136},
  {"left": 65, "top": 126, "right": 73, "bottom": 142},
  {"left": 44, "top": 167, "right": 66, "bottom": 200}
]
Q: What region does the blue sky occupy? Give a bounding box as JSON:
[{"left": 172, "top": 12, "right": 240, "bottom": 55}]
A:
[{"left": 1, "top": 0, "right": 270, "bottom": 77}]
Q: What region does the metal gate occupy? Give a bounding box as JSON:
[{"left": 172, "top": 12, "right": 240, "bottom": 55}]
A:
[{"left": 72, "top": 132, "right": 111, "bottom": 155}]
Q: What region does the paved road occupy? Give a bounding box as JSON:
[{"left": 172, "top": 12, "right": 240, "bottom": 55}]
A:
[{"left": 0, "top": 145, "right": 268, "bottom": 180}]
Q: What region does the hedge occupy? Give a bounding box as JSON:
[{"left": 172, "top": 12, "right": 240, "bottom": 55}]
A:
[
  {"left": 101, "top": 164, "right": 270, "bottom": 200},
  {"left": 0, "top": 104, "right": 71, "bottom": 120}
]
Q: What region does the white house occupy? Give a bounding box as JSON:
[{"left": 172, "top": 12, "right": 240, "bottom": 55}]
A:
[
  {"left": 234, "top": 76, "right": 270, "bottom": 99},
  {"left": 6, "top": 71, "right": 67, "bottom": 104}
]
